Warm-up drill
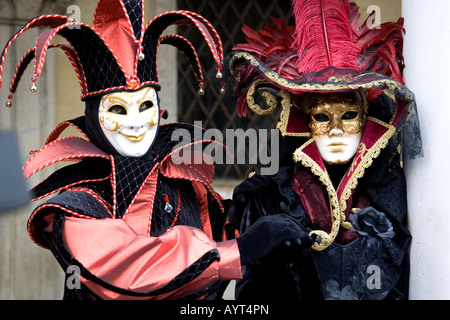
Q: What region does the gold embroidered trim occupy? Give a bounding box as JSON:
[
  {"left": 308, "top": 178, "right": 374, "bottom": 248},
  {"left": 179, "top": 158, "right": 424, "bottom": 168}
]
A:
[
  {"left": 229, "top": 52, "right": 414, "bottom": 95},
  {"left": 230, "top": 51, "right": 417, "bottom": 140},
  {"left": 230, "top": 51, "right": 416, "bottom": 136},
  {"left": 246, "top": 80, "right": 279, "bottom": 116},
  {"left": 276, "top": 90, "right": 311, "bottom": 137},
  {"left": 338, "top": 117, "right": 396, "bottom": 226},
  {"left": 293, "top": 140, "right": 340, "bottom": 251},
  {"left": 276, "top": 90, "right": 290, "bottom": 135}
]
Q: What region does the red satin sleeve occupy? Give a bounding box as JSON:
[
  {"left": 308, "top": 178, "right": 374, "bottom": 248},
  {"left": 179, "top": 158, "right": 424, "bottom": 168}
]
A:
[{"left": 61, "top": 216, "right": 242, "bottom": 299}]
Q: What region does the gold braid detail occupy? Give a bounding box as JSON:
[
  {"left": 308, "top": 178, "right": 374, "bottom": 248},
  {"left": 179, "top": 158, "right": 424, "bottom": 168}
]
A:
[
  {"left": 338, "top": 118, "right": 396, "bottom": 227},
  {"left": 246, "top": 80, "right": 279, "bottom": 116},
  {"left": 230, "top": 52, "right": 413, "bottom": 94},
  {"left": 276, "top": 90, "right": 311, "bottom": 137},
  {"left": 293, "top": 140, "right": 341, "bottom": 251}
]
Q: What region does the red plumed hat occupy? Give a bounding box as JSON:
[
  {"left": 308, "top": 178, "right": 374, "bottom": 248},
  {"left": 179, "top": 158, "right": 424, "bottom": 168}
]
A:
[
  {"left": 1, "top": 0, "right": 224, "bottom": 105},
  {"left": 226, "top": 0, "right": 422, "bottom": 160}
]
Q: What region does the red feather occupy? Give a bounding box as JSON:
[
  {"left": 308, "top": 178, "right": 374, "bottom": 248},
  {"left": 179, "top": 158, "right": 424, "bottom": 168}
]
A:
[
  {"left": 230, "top": 1, "right": 407, "bottom": 116},
  {"left": 291, "top": 0, "right": 361, "bottom": 75},
  {"left": 356, "top": 20, "right": 405, "bottom": 83},
  {"left": 234, "top": 17, "right": 295, "bottom": 60}
]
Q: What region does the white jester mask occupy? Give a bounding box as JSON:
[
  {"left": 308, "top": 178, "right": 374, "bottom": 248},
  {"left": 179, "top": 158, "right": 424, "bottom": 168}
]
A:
[
  {"left": 99, "top": 87, "right": 160, "bottom": 158},
  {"left": 307, "top": 92, "right": 367, "bottom": 165}
]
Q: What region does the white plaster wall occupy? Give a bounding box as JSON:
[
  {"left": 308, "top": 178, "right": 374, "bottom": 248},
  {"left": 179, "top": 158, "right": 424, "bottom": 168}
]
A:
[{"left": 403, "top": 0, "right": 450, "bottom": 300}]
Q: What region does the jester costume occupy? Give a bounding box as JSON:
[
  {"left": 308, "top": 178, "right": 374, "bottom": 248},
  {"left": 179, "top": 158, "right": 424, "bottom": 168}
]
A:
[
  {"left": 0, "top": 0, "right": 241, "bottom": 300},
  {"left": 1, "top": 0, "right": 314, "bottom": 300},
  {"left": 226, "top": 0, "right": 423, "bottom": 300}
]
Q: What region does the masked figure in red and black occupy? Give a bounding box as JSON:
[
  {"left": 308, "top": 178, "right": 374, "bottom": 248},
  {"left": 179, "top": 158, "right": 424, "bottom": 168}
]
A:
[
  {"left": 0, "top": 0, "right": 311, "bottom": 300},
  {"left": 225, "top": 0, "right": 422, "bottom": 300}
]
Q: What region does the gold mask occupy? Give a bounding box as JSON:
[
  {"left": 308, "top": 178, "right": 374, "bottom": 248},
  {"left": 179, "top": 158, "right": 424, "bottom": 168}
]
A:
[
  {"left": 305, "top": 92, "right": 367, "bottom": 164},
  {"left": 308, "top": 100, "right": 365, "bottom": 136}
]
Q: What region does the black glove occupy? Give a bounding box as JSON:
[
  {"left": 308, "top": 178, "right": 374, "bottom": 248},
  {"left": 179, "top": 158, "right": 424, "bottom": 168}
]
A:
[
  {"left": 236, "top": 213, "right": 315, "bottom": 265},
  {"left": 229, "top": 174, "right": 272, "bottom": 229},
  {"left": 232, "top": 174, "right": 272, "bottom": 207}
]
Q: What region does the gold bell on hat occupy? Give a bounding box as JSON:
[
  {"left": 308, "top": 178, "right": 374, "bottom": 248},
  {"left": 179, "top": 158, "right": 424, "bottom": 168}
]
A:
[
  {"left": 216, "top": 64, "right": 223, "bottom": 79},
  {"left": 30, "top": 76, "right": 37, "bottom": 92},
  {"left": 198, "top": 82, "right": 205, "bottom": 95},
  {"left": 5, "top": 94, "right": 13, "bottom": 108}
]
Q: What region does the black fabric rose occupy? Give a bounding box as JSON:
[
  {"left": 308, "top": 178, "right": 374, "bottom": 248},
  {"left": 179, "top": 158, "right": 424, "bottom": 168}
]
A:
[
  {"left": 349, "top": 207, "right": 395, "bottom": 239},
  {"left": 324, "top": 280, "right": 356, "bottom": 300}
]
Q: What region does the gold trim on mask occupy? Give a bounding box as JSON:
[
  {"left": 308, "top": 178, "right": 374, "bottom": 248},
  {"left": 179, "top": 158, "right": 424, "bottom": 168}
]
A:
[
  {"left": 308, "top": 101, "right": 365, "bottom": 136},
  {"left": 99, "top": 113, "right": 123, "bottom": 132},
  {"left": 119, "top": 130, "right": 148, "bottom": 142},
  {"left": 99, "top": 88, "right": 159, "bottom": 132},
  {"left": 147, "top": 106, "right": 158, "bottom": 127},
  {"left": 136, "top": 87, "right": 154, "bottom": 106},
  {"left": 99, "top": 94, "right": 129, "bottom": 132},
  {"left": 105, "top": 95, "right": 130, "bottom": 111}
]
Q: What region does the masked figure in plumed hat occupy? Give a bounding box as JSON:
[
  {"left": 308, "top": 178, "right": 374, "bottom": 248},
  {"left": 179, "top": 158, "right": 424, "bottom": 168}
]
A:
[
  {"left": 226, "top": 0, "right": 422, "bottom": 300},
  {"left": 0, "top": 0, "right": 311, "bottom": 300}
]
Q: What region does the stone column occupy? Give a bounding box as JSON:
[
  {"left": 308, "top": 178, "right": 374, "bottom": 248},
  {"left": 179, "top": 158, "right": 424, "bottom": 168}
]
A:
[{"left": 403, "top": 0, "right": 450, "bottom": 300}]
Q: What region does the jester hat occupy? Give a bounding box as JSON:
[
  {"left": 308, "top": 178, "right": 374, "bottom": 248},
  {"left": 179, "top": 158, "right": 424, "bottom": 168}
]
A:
[
  {"left": 227, "top": 0, "right": 422, "bottom": 160},
  {"left": 0, "top": 0, "right": 224, "bottom": 105}
]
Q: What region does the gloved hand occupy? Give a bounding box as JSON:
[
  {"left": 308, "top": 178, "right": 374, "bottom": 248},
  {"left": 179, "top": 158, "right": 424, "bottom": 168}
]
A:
[
  {"left": 236, "top": 213, "right": 315, "bottom": 265},
  {"left": 229, "top": 174, "right": 272, "bottom": 229},
  {"left": 232, "top": 174, "right": 271, "bottom": 209}
]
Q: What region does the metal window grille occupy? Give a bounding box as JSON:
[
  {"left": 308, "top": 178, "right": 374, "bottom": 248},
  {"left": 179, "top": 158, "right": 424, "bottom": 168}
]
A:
[{"left": 176, "top": 0, "right": 293, "bottom": 179}]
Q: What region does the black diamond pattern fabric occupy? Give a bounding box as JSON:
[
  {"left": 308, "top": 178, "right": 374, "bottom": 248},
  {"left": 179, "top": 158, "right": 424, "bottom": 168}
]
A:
[
  {"left": 31, "top": 158, "right": 111, "bottom": 200},
  {"left": 123, "top": 0, "right": 143, "bottom": 41},
  {"left": 153, "top": 123, "right": 205, "bottom": 158},
  {"left": 113, "top": 155, "right": 156, "bottom": 218},
  {"left": 58, "top": 26, "right": 127, "bottom": 96},
  {"left": 150, "top": 174, "right": 203, "bottom": 236},
  {"left": 46, "top": 190, "right": 111, "bottom": 219},
  {"left": 139, "top": 13, "right": 189, "bottom": 85}
]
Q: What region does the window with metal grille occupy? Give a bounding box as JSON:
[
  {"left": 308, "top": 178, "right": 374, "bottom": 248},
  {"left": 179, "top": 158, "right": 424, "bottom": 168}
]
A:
[{"left": 177, "top": 0, "right": 293, "bottom": 179}]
